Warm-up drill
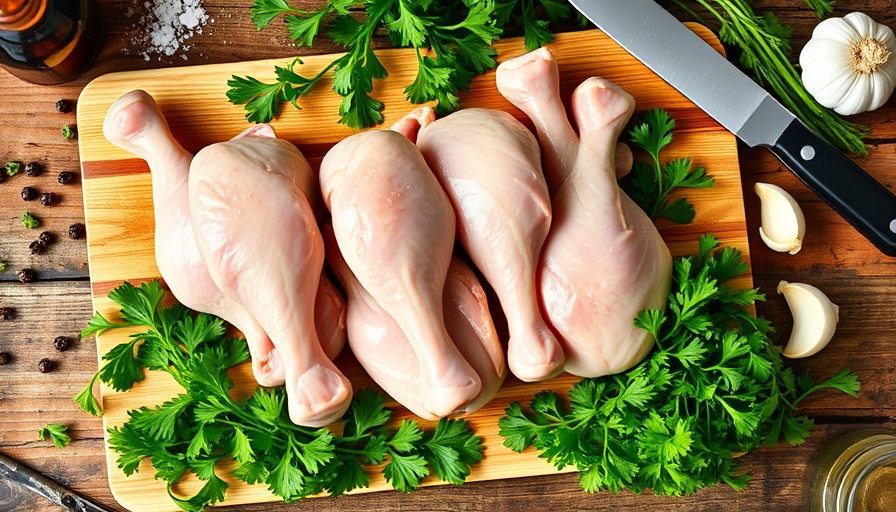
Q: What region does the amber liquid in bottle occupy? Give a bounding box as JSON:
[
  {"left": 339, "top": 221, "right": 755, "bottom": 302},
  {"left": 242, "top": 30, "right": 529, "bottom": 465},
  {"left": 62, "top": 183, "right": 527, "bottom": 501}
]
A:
[{"left": 0, "top": 0, "right": 102, "bottom": 85}]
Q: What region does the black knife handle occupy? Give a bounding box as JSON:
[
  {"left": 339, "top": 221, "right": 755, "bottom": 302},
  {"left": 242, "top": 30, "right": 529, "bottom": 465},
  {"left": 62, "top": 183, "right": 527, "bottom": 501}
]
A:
[{"left": 770, "top": 119, "right": 896, "bottom": 256}]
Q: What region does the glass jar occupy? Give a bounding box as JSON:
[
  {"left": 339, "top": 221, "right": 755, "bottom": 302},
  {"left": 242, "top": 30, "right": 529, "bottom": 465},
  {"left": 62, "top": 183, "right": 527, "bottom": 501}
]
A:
[
  {"left": 0, "top": 0, "right": 103, "bottom": 85},
  {"left": 807, "top": 429, "right": 896, "bottom": 512}
]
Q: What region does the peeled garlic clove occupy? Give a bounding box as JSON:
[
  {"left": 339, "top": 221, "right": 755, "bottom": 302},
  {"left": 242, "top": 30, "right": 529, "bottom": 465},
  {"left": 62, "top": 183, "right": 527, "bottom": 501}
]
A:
[
  {"left": 755, "top": 182, "right": 806, "bottom": 254},
  {"left": 777, "top": 281, "right": 839, "bottom": 358}
]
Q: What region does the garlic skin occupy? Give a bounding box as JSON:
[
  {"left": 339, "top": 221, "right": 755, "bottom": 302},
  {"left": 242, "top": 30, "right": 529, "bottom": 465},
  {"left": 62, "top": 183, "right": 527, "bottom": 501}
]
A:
[
  {"left": 800, "top": 12, "right": 896, "bottom": 116},
  {"left": 778, "top": 281, "right": 839, "bottom": 359},
  {"left": 754, "top": 182, "right": 806, "bottom": 254}
]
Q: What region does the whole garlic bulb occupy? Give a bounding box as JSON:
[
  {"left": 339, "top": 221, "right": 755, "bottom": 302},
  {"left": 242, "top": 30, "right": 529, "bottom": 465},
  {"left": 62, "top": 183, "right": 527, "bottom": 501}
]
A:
[{"left": 800, "top": 12, "right": 896, "bottom": 116}]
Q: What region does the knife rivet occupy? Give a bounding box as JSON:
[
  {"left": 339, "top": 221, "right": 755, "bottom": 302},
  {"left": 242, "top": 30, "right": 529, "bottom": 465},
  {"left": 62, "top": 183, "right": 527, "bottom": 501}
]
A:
[
  {"left": 890, "top": 219, "right": 896, "bottom": 235},
  {"left": 800, "top": 145, "right": 816, "bottom": 161}
]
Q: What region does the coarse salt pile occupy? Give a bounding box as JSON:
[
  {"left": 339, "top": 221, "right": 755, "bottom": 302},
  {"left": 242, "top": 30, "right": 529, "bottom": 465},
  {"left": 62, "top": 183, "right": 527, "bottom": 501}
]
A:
[{"left": 126, "top": 0, "right": 212, "bottom": 61}]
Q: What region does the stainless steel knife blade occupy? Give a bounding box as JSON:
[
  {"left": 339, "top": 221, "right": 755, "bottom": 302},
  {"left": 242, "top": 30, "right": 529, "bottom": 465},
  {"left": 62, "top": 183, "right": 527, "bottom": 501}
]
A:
[{"left": 569, "top": 0, "right": 896, "bottom": 256}]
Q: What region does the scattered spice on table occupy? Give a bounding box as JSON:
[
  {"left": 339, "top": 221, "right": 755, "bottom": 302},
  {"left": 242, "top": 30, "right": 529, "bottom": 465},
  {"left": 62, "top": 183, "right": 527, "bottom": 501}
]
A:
[
  {"left": 62, "top": 125, "right": 76, "bottom": 140},
  {"left": 21, "top": 186, "right": 37, "bottom": 201},
  {"left": 25, "top": 162, "right": 42, "bottom": 177},
  {"left": 55, "top": 99, "right": 71, "bottom": 113},
  {"left": 53, "top": 336, "right": 71, "bottom": 351},
  {"left": 0, "top": 352, "right": 11, "bottom": 365},
  {"left": 57, "top": 171, "right": 75, "bottom": 184},
  {"left": 6, "top": 161, "right": 21, "bottom": 176},
  {"left": 0, "top": 261, "right": 7, "bottom": 272},
  {"left": 40, "top": 192, "right": 55, "bottom": 206},
  {"left": 22, "top": 212, "right": 40, "bottom": 229},
  {"left": 29, "top": 240, "right": 46, "bottom": 255},
  {"left": 0, "top": 167, "right": 7, "bottom": 183},
  {"left": 68, "top": 223, "right": 85, "bottom": 239},
  {"left": 37, "top": 358, "right": 54, "bottom": 373},
  {"left": 39, "top": 231, "right": 54, "bottom": 245},
  {"left": 0, "top": 307, "right": 15, "bottom": 321},
  {"left": 124, "top": 0, "right": 211, "bottom": 62},
  {"left": 17, "top": 268, "right": 35, "bottom": 283}
]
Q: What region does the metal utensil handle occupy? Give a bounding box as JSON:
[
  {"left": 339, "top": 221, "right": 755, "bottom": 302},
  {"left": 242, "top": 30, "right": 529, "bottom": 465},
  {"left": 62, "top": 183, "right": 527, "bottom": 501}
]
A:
[{"left": 0, "top": 451, "right": 117, "bottom": 512}]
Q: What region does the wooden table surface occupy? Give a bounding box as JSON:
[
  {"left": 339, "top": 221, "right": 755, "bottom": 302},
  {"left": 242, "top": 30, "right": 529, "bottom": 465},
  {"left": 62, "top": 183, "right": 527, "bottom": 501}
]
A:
[{"left": 1, "top": 2, "right": 894, "bottom": 511}]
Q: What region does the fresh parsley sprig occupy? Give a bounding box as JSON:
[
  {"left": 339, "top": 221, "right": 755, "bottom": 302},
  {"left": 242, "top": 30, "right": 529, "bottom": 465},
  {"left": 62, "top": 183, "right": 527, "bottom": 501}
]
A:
[
  {"left": 499, "top": 234, "right": 859, "bottom": 495},
  {"left": 621, "top": 108, "right": 714, "bottom": 224},
  {"left": 38, "top": 423, "right": 72, "bottom": 449},
  {"left": 229, "top": 0, "right": 575, "bottom": 128},
  {"left": 76, "top": 280, "right": 484, "bottom": 511}
]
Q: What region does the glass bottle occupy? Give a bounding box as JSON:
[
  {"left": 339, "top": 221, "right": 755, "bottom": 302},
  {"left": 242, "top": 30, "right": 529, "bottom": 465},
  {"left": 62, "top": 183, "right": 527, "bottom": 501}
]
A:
[
  {"left": 0, "top": 0, "right": 102, "bottom": 85},
  {"left": 806, "top": 429, "right": 896, "bottom": 512}
]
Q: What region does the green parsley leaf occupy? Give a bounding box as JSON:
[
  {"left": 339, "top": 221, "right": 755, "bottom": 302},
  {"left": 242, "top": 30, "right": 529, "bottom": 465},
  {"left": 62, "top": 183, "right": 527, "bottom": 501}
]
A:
[
  {"left": 251, "top": 0, "right": 299, "bottom": 30},
  {"left": 6, "top": 161, "right": 22, "bottom": 176},
  {"left": 38, "top": 423, "right": 71, "bottom": 448},
  {"left": 384, "top": 450, "right": 429, "bottom": 492},
  {"left": 73, "top": 372, "right": 103, "bottom": 416},
  {"left": 167, "top": 470, "right": 228, "bottom": 512},
  {"left": 621, "top": 109, "right": 714, "bottom": 224},
  {"left": 175, "top": 313, "right": 225, "bottom": 354},
  {"left": 62, "top": 125, "right": 76, "bottom": 140},
  {"left": 22, "top": 211, "right": 40, "bottom": 229},
  {"left": 99, "top": 338, "right": 145, "bottom": 392},
  {"left": 421, "top": 418, "right": 484, "bottom": 485}
]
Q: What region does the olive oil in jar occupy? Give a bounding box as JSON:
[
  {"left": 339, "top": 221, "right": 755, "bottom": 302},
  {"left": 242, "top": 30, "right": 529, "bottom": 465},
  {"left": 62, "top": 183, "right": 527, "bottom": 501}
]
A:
[
  {"left": 807, "top": 429, "right": 896, "bottom": 512},
  {"left": 0, "top": 0, "right": 102, "bottom": 84}
]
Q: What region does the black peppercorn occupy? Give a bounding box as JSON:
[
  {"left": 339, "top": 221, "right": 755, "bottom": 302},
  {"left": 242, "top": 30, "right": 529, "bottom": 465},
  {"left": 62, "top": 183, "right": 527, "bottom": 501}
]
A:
[
  {"left": 68, "top": 223, "right": 85, "bottom": 240},
  {"left": 0, "top": 167, "right": 6, "bottom": 183},
  {"left": 53, "top": 336, "right": 70, "bottom": 351},
  {"left": 58, "top": 171, "right": 75, "bottom": 184},
  {"left": 55, "top": 99, "right": 71, "bottom": 113},
  {"left": 0, "top": 307, "right": 15, "bottom": 322},
  {"left": 17, "top": 268, "right": 35, "bottom": 283},
  {"left": 0, "top": 352, "right": 11, "bottom": 365},
  {"left": 39, "top": 231, "right": 54, "bottom": 245},
  {"left": 25, "top": 162, "right": 42, "bottom": 177},
  {"left": 29, "top": 240, "right": 46, "bottom": 255},
  {"left": 37, "top": 358, "right": 54, "bottom": 373},
  {"left": 21, "top": 186, "right": 37, "bottom": 201},
  {"left": 40, "top": 192, "right": 55, "bottom": 206}
]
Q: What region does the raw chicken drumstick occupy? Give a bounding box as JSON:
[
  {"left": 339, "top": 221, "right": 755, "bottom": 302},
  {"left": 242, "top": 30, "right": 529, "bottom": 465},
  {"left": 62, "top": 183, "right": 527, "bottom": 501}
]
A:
[
  {"left": 320, "top": 128, "right": 482, "bottom": 418},
  {"left": 415, "top": 107, "right": 564, "bottom": 382},
  {"left": 497, "top": 49, "right": 673, "bottom": 378},
  {"left": 496, "top": 47, "right": 634, "bottom": 193},
  {"left": 189, "top": 129, "right": 352, "bottom": 427},
  {"left": 324, "top": 225, "right": 505, "bottom": 419},
  {"left": 103, "top": 91, "right": 346, "bottom": 413}
]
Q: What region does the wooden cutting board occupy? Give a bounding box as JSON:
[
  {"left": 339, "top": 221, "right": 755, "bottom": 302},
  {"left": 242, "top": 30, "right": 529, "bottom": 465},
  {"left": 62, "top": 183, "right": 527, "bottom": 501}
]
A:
[{"left": 77, "top": 25, "right": 752, "bottom": 512}]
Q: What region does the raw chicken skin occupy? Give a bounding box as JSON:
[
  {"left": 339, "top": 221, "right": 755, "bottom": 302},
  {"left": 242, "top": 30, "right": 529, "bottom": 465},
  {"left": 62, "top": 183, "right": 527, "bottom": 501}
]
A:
[
  {"left": 498, "top": 50, "right": 672, "bottom": 378},
  {"left": 103, "top": 91, "right": 346, "bottom": 394},
  {"left": 324, "top": 226, "right": 505, "bottom": 419},
  {"left": 320, "top": 129, "right": 482, "bottom": 418},
  {"left": 189, "top": 134, "right": 352, "bottom": 427},
  {"left": 416, "top": 108, "right": 564, "bottom": 382}
]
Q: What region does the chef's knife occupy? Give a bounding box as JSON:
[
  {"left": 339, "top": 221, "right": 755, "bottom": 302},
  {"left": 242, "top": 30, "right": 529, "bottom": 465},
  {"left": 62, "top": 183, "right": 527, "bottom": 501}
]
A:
[
  {"left": 569, "top": 0, "right": 896, "bottom": 256},
  {"left": 0, "top": 451, "right": 116, "bottom": 512}
]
